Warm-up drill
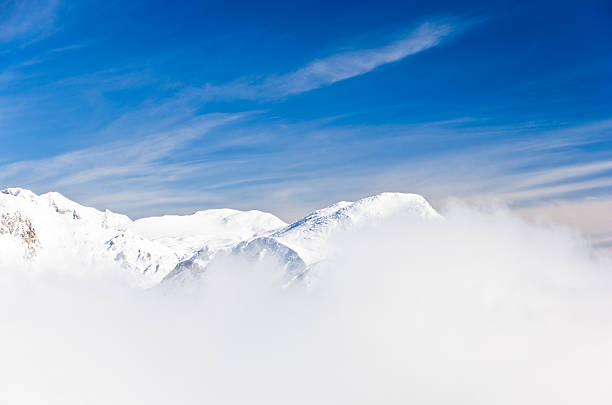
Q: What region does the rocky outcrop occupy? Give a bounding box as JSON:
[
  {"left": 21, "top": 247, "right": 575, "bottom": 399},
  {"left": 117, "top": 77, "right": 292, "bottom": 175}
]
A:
[{"left": 0, "top": 212, "right": 40, "bottom": 259}]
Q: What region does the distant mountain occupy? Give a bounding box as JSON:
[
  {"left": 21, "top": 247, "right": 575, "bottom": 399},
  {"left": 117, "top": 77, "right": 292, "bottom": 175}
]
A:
[
  {"left": 0, "top": 188, "right": 285, "bottom": 287},
  {"left": 163, "top": 192, "right": 441, "bottom": 285},
  {"left": 129, "top": 208, "right": 287, "bottom": 262},
  {"left": 0, "top": 188, "right": 440, "bottom": 287}
]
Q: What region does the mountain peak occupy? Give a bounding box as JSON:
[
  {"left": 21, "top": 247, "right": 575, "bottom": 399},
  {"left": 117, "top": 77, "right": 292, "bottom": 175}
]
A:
[
  {"left": 347, "top": 192, "right": 441, "bottom": 221},
  {"left": 275, "top": 191, "right": 439, "bottom": 240}
]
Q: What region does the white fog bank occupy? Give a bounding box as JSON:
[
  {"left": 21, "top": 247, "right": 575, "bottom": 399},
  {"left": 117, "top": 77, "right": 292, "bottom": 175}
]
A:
[{"left": 1, "top": 202, "right": 611, "bottom": 404}]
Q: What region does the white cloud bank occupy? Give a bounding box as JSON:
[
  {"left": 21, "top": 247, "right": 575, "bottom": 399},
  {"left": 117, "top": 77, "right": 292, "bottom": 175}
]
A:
[{"left": 1, "top": 203, "right": 611, "bottom": 404}]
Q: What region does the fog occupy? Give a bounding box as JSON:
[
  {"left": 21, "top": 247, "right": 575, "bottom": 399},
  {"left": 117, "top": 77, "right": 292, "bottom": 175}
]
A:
[{"left": 1, "top": 202, "right": 611, "bottom": 404}]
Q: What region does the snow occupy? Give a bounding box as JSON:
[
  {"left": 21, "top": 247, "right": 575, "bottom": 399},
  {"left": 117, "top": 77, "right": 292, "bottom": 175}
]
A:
[
  {"left": 272, "top": 192, "right": 441, "bottom": 261},
  {"left": 0, "top": 187, "right": 441, "bottom": 287},
  {"left": 167, "top": 192, "right": 442, "bottom": 284},
  {"left": 129, "top": 209, "right": 287, "bottom": 261},
  {"left": 0, "top": 188, "right": 171, "bottom": 286}
]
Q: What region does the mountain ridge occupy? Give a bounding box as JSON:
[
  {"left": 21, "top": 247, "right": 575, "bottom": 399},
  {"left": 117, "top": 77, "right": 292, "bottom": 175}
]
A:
[{"left": 0, "top": 187, "right": 441, "bottom": 287}]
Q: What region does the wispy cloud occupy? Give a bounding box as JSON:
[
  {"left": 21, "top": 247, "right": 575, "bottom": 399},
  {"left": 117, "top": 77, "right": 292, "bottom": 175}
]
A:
[
  {"left": 0, "top": 110, "right": 245, "bottom": 214},
  {"left": 51, "top": 65, "right": 156, "bottom": 91},
  {"left": 46, "top": 42, "right": 88, "bottom": 54},
  {"left": 2, "top": 89, "right": 611, "bottom": 236},
  {"left": 0, "top": 0, "right": 61, "bottom": 44},
  {"left": 203, "top": 21, "right": 457, "bottom": 100}
]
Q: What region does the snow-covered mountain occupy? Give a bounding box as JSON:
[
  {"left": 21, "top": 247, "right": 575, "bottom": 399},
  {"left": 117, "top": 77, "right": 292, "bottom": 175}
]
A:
[
  {"left": 0, "top": 188, "right": 171, "bottom": 286},
  {"left": 0, "top": 188, "right": 286, "bottom": 287},
  {"left": 129, "top": 209, "right": 287, "bottom": 262},
  {"left": 166, "top": 192, "right": 441, "bottom": 284},
  {"left": 0, "top": 188, "right": 440, "bottom": 287}
]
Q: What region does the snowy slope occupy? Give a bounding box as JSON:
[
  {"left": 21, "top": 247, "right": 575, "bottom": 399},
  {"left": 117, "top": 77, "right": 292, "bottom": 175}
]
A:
[
  {"left": 129, "top": 209, "right": 287, "bottom": 261},
  {"left": 167, "top": 192, "right": 441, "bottom": 284},
  {"left": 0, "top": 188, "right": 176, "bottom": 286},
  {"left": 271, "top": 192, "right": 441, "bottom": 264}
]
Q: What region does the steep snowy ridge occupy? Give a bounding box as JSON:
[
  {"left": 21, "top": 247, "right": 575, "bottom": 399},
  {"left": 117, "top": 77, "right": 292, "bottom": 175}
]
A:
[
  {"left": 0, "top": 188, "right": 441, "bottom": 287},
  {"left": 0, "top": 188, "right": 175, "bottom": 286}
]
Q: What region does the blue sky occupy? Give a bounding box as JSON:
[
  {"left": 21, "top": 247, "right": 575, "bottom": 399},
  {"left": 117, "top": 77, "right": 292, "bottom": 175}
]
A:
[{"left": 1, "top": 0, "right": 611, "bottom": 239}]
